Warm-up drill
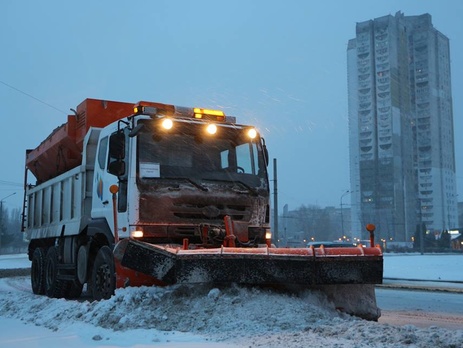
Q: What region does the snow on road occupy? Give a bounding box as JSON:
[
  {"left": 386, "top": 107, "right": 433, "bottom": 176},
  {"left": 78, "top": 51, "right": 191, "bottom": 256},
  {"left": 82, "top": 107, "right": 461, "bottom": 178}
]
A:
[{"left": 1, "top": 253, "right": 463, "bottom": 347}]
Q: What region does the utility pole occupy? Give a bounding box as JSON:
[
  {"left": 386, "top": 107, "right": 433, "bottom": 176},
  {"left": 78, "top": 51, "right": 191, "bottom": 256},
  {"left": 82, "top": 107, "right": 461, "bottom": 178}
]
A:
[
  {"left": 419, "top": 198, "right": 424, "bottom": 255},
  {"left": 273, "top": 158, "right": 278, "bottom": 246},
  {"left": 340, "top": 190, "right": 350, "bottom": 236}
]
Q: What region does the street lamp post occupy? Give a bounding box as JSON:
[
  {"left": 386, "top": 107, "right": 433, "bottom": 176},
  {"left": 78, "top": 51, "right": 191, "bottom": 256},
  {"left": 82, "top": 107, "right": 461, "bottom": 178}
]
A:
[
  {"left": 0, "top": 192, "right": 17, "bottom": 251},
  {"left": 340, "top": 190, "right": 350, "bottom": 236}
]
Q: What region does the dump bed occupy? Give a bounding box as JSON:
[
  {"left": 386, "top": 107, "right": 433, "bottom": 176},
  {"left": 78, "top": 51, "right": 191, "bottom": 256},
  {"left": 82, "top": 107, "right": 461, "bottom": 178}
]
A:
[
  {"left": 26, "top": 99, "right": 133, "bottom": 183},
  {"left": 25, "top": 128, "right": 100, "bottom": 239}
]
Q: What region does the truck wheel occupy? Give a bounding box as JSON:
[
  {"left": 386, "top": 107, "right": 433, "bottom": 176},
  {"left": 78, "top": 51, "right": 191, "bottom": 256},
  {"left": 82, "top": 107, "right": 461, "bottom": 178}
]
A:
[
  {"left": 45, "top": 246, "right": 67, "bottom": 298},
  {"left": 90, "top": 246, "right": 115, "bottom": 301},
  {"left": 31, "top": 247, "right": 46, "bottom": 295}
]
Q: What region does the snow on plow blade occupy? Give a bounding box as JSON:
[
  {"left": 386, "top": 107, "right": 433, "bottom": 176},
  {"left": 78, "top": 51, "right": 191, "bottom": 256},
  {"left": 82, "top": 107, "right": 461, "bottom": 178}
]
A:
[{"left": 114, "top": 238, "right": 383, "bottom": 286}]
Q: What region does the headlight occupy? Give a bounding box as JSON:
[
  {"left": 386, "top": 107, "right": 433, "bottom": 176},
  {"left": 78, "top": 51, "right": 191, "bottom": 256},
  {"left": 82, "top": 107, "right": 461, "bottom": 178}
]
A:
[
  {"left": 130, "top": 230, "right": 144, "bottom": 238},
  {"left": 206, "top": 123, "right": 217, "bottom": 135},
  {"left": 247, "top": 128, "right": 257, "bottom": 139},
  {"left": 161, "top": 118, "right": 173, "bottom": 130}
]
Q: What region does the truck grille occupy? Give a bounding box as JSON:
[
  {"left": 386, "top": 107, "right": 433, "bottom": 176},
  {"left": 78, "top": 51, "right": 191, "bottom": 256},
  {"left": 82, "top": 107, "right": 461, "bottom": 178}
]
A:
[{"left": 172, "top": 203, "right": 249, "bottom": 221}]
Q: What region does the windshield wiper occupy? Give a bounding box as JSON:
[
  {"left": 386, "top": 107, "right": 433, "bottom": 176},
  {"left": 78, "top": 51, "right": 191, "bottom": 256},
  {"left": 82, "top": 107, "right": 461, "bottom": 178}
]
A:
[
  {"left": 202, "top": 178, "right": 258, "bottom": 196},
  {"left": 171, "top": 177, "right": 209, "bottom": 192},
  {"left": 233, "top": 180, "right": 258, "bottom": 196}
]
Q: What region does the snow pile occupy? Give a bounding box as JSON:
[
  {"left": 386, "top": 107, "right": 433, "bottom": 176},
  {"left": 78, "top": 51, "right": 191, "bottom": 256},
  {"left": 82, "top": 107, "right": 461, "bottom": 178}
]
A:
[{"left": 1, "top": 279, "right": 463, "bottom": 347}]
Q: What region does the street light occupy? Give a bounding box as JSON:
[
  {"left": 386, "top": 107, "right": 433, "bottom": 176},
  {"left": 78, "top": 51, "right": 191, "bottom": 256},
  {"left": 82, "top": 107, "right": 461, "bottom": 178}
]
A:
[
  {"left": 0, "top": 192, "right": 17, "bottom": 251},
  {"left": 340, "top": 190, "right": 350, "bottom": 236}
]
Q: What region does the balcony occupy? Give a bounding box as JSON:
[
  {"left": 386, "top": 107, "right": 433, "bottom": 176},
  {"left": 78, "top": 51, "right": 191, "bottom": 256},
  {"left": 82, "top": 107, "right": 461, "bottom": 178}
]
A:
[
  {"left": 375, "top": 33, "right": 388, "bottom": 41},
  {"left": 359, "top": 73, "right": 370, "bottom": 81},
  {"left": 379, "top": 129, "right": 391, "bottom": 136},
  {"left": 379, "top": 144, "right": 392, "bottom": 150},
  {"left": 359, "top": 102, "right": 372, "bottom": 109},
  {"left": 377, "top": 77, "right": 389, "bottom": 84},
  {"left": 360, "top": 139, "right": 373, "bottom": 145},
  {"left": 361, "top": 146, "right": 373, "bottom": 152},
  {"left": 379, "top": 136, "right": 391, "bottom": 142},
  {"left": 358, "top": 52, "right": 370, "bottom": 60}
]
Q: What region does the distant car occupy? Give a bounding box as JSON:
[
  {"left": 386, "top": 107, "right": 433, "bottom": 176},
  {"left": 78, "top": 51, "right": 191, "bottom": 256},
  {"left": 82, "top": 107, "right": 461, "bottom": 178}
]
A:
[{"left": 306, "top": 241, "right": 357, "bottom": 248}]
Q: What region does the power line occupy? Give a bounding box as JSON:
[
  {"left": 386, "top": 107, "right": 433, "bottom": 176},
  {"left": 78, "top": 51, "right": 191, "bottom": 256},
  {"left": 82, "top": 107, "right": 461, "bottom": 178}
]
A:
[
  {"left": 0, "top": 79, "right": 68, "bottom": 115},
  {"left": 0, "top": 180, "right": 23, "bottom": 188}
]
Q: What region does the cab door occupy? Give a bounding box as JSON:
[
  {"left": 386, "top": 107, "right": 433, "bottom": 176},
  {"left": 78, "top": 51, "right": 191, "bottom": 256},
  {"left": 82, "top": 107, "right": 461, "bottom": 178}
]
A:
[{"left": 91, "top": 130, "right": 129, "bottom": 238}]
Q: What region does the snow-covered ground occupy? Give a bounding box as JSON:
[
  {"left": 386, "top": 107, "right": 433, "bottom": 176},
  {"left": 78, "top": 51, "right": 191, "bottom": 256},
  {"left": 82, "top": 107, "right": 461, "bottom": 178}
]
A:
[
  {"left": 0, "top": 254, "right": 29, "bottom": 270},
  {"left": 1, "top": 253, "right": 462, "bottom": 348},
  {"left": 384, "top": 253, "right": 463, "bottom": 281}
]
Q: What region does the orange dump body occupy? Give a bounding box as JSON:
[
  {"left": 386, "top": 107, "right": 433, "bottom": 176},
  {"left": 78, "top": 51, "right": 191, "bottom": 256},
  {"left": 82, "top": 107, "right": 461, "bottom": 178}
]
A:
[{"left": 26, "top": 98, "right": 134, "bottom": 183}]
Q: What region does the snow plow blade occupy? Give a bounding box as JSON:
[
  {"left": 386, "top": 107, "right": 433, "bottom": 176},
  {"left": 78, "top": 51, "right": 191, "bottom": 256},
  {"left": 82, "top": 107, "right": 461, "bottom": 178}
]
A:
[
  {"left": 114, "top": 239, "right": 383, "bottom": 320},
  {"left": 114, "top": 238, "right": 383, "bottom": 286}
]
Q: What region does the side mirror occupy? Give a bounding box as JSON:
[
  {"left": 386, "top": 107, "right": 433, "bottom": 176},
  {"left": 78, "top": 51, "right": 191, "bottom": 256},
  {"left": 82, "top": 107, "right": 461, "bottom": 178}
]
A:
[
  {"left": 108, "top": 131, "right": 126, "bottom": 177},
  {"left": 108, "top": 160, "right": 125, "bottom": 177},
  {"left": 109, "top": 132, "right": 125, "bottom": 159}
]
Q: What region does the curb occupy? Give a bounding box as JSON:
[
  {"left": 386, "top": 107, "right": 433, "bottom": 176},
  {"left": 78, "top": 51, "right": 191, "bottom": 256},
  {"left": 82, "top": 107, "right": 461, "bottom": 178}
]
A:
[
  {"left": 0, "top": 268, "right": 30, "bottom": 278},
  {"left": 384, "top": 277, "right": 463, "bottom": 284},
  {"left": 377, "top": 279, "right": 463, "bottom": 294}
]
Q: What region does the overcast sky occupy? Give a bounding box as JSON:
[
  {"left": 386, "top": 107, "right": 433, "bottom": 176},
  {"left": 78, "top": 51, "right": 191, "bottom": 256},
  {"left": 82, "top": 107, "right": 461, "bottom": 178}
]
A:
[{"left": 1, "top": 0, "right": 462, "bottom": 213}]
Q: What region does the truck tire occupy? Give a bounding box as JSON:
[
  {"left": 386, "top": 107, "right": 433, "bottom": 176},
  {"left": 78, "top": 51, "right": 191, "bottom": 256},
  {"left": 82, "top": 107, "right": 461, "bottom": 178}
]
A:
[
  {"left": 90, "top": 246, "right": 115, "bottom": 301},
  {"left": 45, "top": 246, "right": 68, "bottom": 298},
  {"left": 31, "top": 247, "right": 46, "bottom": 295}
]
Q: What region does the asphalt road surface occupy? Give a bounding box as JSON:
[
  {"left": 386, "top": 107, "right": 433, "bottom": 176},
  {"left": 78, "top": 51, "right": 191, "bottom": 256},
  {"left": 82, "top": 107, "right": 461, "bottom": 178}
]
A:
[{"left": 376, "top": 287, "right": 463, "bottom": 329}]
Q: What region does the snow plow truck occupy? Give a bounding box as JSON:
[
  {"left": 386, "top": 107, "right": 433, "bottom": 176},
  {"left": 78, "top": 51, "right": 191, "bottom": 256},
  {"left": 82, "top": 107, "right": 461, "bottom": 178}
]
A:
[{"left": 22, "top": 98, "right": 383, "bottom": 320}]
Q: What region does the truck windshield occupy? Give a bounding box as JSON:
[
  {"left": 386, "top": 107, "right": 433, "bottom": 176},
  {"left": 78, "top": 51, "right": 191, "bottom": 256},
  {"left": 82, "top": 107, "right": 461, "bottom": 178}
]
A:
[{"left": 137, "top": 121, "right": 267, "bottom": 188}]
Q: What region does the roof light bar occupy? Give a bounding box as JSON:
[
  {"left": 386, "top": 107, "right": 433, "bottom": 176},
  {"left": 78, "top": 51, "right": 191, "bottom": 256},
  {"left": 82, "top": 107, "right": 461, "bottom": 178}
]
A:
[
  {"left": 193, "top": 108, "right": 226, "bottom": 121},
  {"left": 133, "top": 101, "right": 228, "bottom": 122},
  {"left": 134, "top": 105, "right": 158, "bottom": 116}
]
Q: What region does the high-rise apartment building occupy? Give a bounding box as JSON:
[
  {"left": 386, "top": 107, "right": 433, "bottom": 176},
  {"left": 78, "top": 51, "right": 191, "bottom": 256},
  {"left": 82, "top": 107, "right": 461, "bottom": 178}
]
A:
[{"left": 347, "top": 12, "right": 458, "bottom": 242}]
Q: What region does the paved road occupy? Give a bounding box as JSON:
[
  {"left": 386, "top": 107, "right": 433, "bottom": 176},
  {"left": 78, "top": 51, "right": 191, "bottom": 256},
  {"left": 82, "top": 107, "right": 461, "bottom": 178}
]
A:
[{"left": 376, "top": 287, "right": 463, "bottom": 329}]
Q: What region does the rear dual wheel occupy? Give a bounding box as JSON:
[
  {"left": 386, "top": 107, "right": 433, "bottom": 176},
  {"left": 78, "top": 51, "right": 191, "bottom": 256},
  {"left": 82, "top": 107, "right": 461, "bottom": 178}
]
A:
[
  {"left": 31, "top": 247, "right": 46, "bottom": 295},
  {"left": 44, "top": 246, "right": 69, "bottom": 298},
  {"left": 32, "top": 244, "right": 114, "bottom": 301},
  {"left": 43, "top": 246, "right": 84, "bottom": 298}
]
